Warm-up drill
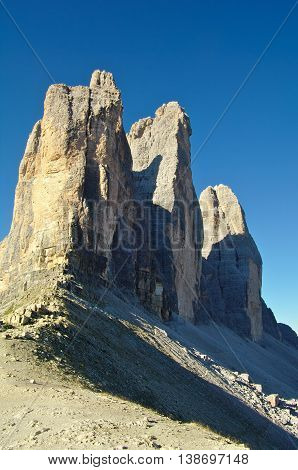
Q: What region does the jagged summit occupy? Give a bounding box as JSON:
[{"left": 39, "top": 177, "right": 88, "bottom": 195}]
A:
[
  {"left": 0, "top": 71, "right": 202, "bottom": 323},
  {"left": 0, "top": 69, "right": 135, "bottom": 304},
  {"left": 199, "top": 184, "right": 297, "bottom": 348},
  {"left": 0, "top": 70, "right": 297, "bottom": 451},
  {"left": 129, "top": 102, "right": 191, "bottom": 155},
  {"left": 0, "top": 70, "right": 296, "bottom": 345},
  {"left": 278, "top": 323, "right": 298, "bottom": 349},
  {"left": 90, "top": 69, "right": 117, "bottom": 88},
  {"left": 200, "top": 184, "right": 249, "bottom": 243},
  {"left": 89, "top": 70, "right": 121, "bottom": 106}
]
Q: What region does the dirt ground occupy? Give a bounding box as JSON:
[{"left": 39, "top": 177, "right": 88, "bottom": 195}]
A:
[
  {"left": 0, "top": 334, "right": 245, "bottom": 450},
  {"left": 0, "top": 284, "right": 297, "bottom": 450}
]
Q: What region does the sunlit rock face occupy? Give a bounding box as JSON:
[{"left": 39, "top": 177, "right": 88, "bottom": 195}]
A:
[
  {"left": 199, "top": 185, "right": 263, "bottom": 341},
  {"left": 128, "top": 102, "right": 203, "bottom": 321},
  {"left": 0, "top": 72, "right": 203, "bottom": 322},
  {"left": 1, "top": 69, "right": 293, "bottom": 346},
  {"left": 0, "top": 71, "right": 136, "bottom": 304}
]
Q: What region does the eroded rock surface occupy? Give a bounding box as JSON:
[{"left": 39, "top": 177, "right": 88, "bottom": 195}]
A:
[
  {"left": 0, "top": 69, "right": 297, "bottom": 452},
  {"left": 0, "top": 73, "right": 204, "bottom": 324},
  {"left": 0, "top": 69, "right": 296, "bottom": 351},
  {"left": 278, "top": 323, "right": 298, "bottom": 349},
  {"left": 199, "top": 185, "right": 263, "bottom": 341},
  {"left": 0, "top": 71, "right": 135, "bottom": 305},
  {"left": 128, "top": 102, "right": 202, "bottom": 321},
  {"left": 261, "top": 299, "right": 281, "bottom": 340}
]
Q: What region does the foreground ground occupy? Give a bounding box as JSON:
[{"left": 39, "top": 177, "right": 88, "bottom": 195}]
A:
[
  {"left": 0, "top": 335, "right": 245, "bottom": 450},
  {"left": 0, "top": 281, "right": 297, "bottom": 450}
]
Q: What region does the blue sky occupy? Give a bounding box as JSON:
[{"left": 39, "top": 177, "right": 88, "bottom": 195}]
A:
[{"left": 1, "top": 0, "right": 297, "bottom": 331}]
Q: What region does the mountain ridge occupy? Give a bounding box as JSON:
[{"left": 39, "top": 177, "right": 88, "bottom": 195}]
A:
[{"left": 0, "top": 70, "right": 297, "bottom": 450}]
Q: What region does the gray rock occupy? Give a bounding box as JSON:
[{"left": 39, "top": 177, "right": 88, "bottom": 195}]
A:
[
  {"left": 20, "top": 315, "right": 30, "bottom": 326},
  {"left": 280, "top": 415, "right": 290, "bottom": 426},
  {"left": 0, "top": 70, "right": 136, "bottom": 305},
  {"left": 1, "top": 67, "right": 296, "bottom": 368},
  {"left": 128, "top": 102, "right": 203, "bottom": 322},
  {"left": 267, "top": 394, "right": 279, "bottom": 408},
  {"left": 261, "top": 299, "right": 280, "bottom": 340},
  {"left": 254, "top": 384, "right": 263, "bottom": 393},
  {"left": 21, "top": 331, "right": 32, "bottom": 339},
  {"left": 199, "top": 185, "right": 263, "bottom": 341},
  {"left": 278, "top": 323, "right": 298, "bottom": 350},
  {"left": 239, "top": 373, "right": 250, "bottom": 383},
  {"left": 6, "top": 312, "right": 30, "bottom": 326}
]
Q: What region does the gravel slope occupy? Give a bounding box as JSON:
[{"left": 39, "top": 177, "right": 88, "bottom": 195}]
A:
[
  {"left": 0, "top": 335, "right": 245, "bottom": 450},
  {"left": 0, "top": 281, "right": 297, "bottom": 450}
]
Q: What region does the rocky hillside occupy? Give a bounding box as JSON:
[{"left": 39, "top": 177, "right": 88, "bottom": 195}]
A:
[
  {"left": 1, "top": 69, "right": 295, "bottom": 344},
  {"left": 1, "top": 279, "right": 297, "bottom": 449},
  {"left": 0, "top": 70, "right": 297, "bottom": 450}
]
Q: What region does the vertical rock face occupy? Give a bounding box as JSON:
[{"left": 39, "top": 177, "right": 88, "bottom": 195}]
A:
[
  {"left": 261, "top": 299, "right": 281, "bottom": 339},
  {"left": 127, "top": 102, "right": 203, "bottom": 321},
  {"left": 278, "top": 323, "right": 298, "bottom": 349},
  {"left": 199, "top": 185, "right": 263, "bottom": 341},
  {"left": 0, "top": 71, "right": 135, "bottom": 303},
  {"left": 0, "top": 73, "right": 203, "bottom": 322},
  {"left": 1, "top": 68, "right": 295, "bottom": 347}
]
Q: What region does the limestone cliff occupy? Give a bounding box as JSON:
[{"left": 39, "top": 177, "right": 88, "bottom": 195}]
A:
[
  {"left": 0, "top": 70, "right": 295, "bottom": 347},
  {"left": 278, "top": 323, "right": 298, "bottom": 349},
  {"left": 199, "top": 185, "right": 263, "bottom": 341},
  {"left": 127, "top": 102, "right": 203, "bottom": 321},
  {"left": 0, "top": 71, "right": 135, "bottom": 305},
  {"left": 261, "top": 299, "right": 281, "bottom": 340}
]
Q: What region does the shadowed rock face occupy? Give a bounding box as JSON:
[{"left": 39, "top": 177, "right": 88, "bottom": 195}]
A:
[
  {"left": 0, "top": 73, "right": 203, "bottom": 323},
  {"left": 199, "top": 185, "right": 296, "bottom": 345},
  {"left": 0, "top": 69, "right": 295, "bottom": 346},
  {"left": 261, "top": 299, "right": 281, "bottom": 340},
  {"left": 127, "top": 103, "right": 203, "bottom": 322},
  {"left": 278, "top": 323, "right": 298, "bottom": 349},
  {"left": 199, "top": 185, "right": 263, "bottom": 341},
  {"left": 0, "top": 71, "right": 136, "bottom": 303}
]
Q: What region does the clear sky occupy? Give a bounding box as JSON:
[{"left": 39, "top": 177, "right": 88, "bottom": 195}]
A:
[{"left": 1, "top": 0, "right": 297, "bottom": 331}]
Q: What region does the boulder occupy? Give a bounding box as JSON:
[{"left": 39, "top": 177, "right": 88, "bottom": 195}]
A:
[
  {"left": 20, "top": 315, "right": 31, "bottom": 326},
  {"left": 267, "top": 394, "right": 280, "bottom": 408},
  {"left": 239, "top": 373, "right": 251, "bottom": 383}
]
